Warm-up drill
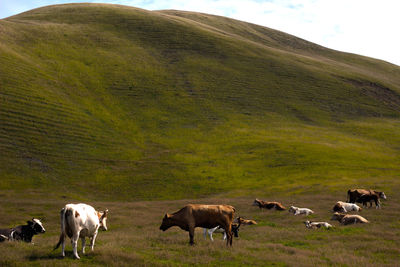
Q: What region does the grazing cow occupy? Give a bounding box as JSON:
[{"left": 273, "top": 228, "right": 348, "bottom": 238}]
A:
[
  {"left": 236, "top": 216, "right": 257, "bottom": 225},
  {"left": 252, "top": 199, "right": 286, "bottom": 211},
  {"left": 289, "top": 206, "right": 314, "bottom": 216},
  {"left": 331, "top": 212, "right": 369, "bottom": 225},
  {"left": 356, "top": 194, "right": 381, "bottom": 209},
  {"left": 203, "top": 223, "right": 240, "bottom": 241},
  {"left": 0, "top": 218, "right": 45, "bottom": 243},
  {"left": 54, "top": 203, "right": 108, "bottom": 259},
  {"left": 304, "top": 220, "right": 332, "bottom": 229},
  {"left": 347, "top": 189, "right": 386, "bottom": 207},
  {"left": 159, "top": 204, "right": 236, "bottom": 246},
  {"left": 333, "top": 201, "right": 362, "bottom": 213}
]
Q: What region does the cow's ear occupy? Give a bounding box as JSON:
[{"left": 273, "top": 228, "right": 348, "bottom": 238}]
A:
[{"left": 27, "top": 220, "right": 33, "bottom": 225}]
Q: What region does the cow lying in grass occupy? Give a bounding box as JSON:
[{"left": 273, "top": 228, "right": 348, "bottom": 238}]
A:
[
  {"left": 203, "top": 223, "right": 240, "bottom": 241},
  {"left": 160, "top": 204, "right": 236, "bottom": 246},
  {"left": 304, "top": 220, "right": 332, "bottom": 229},
  {"left": 333, "top": 201, "right": 362, "bottom": 212},
  {"left": 236, "top": 216, "right": 257, "bottom": 225},
  {"left": 289, "top": 206, "right": 314, "bottom": 216},
  {"left": 331, "top": 212, "right": 369, "bottom": 225},
  {"left": 252, "top": 199, "right": 286, "bottom": 211},
  {"left": 0, "top": 218, "right": 45, "bottom": 243}
]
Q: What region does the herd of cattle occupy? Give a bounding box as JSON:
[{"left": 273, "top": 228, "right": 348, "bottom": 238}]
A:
[{"left": 0, "top": 188, "right": 386, "bottom": 259}]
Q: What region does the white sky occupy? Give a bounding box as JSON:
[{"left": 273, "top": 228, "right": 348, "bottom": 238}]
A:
[{"left": 1, "top": 0, "right": 399, "bottom": 66}]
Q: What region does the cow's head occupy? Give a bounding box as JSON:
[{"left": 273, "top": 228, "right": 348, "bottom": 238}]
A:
[
  {"left": 28, "top": 218, "right": 45, "bottom": 234},
  {"left": 99, "top": 209, "right": 108, "bottom": 231},
  {"left": 379, "top": 192, "right": 387, "bottom": 200},
  {"left": 303, "top": 220, "right": 311, "bottom": 228},
  {"left": 252, "top": 199, "right": 260, "bottom": 206},
  {"left": 159, "top": 213, "right": 174, "bottom": 231},
  {"left": 288, "top": 206, "right": 296, "bottom": 213},
  {"left": 331, "top": 212, "right": 344, "bottom": 221}
]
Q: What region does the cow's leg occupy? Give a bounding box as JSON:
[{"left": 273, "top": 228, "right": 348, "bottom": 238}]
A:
[
  {"left": 376, "top": 200, "right": 381, "bottom": 209},
  {"left": 81, "top": 237, "right": 86, "bottom": 254},
  {"left": 189, "top": 227, "right": 195, "bottom": 245},
  {"left": 90, "top": 232, "right": 98, "bottom": 251},
  {"left": 61, "top": 236, "right": 66, "bottom": 257},
  {"left": 71, "top": 234, "right": 80, "bottom": 259},
  {"left": 208, "top": 228, "right": 215, "bottom": 241},
  {"left": 223, "top": 231, "right": 227, "bottom": 240}
]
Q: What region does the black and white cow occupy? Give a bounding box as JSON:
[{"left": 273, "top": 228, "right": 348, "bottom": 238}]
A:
[{"left": 0, "top": 218, "right": 45, "bottom": 243}]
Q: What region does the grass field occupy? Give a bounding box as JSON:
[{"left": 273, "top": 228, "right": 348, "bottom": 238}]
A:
[{"left": 1, "top": 190, "right": 399, "bottom": 266}]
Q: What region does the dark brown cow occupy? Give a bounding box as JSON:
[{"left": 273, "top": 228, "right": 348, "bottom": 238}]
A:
[
  {"left": 159, "top": 204, "right": 236, "bottom": 246},
  {"left": 252, "top": 199, "right": 286, "bottom": 211},
  {"left": 347, "top": 189, "right": 386, "bottom": 208}
]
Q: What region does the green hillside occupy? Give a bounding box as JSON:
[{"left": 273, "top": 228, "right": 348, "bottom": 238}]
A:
[{"left": 1, "top": 3, "right": 399, "bottom": 200}]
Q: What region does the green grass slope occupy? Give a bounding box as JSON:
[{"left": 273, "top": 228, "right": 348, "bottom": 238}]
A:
[{"left": 0, "top": 3, "right": 400, "bottom": 200}]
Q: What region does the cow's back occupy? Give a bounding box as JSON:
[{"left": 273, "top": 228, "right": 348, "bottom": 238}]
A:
[
  {"left": 188, "top": 204, "right": 235, "bottom": 228},
  {"left": 64, "top": 203, "right": 100, "bottom": 237}
]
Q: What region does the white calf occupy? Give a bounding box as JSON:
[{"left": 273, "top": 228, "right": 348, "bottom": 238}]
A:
[
  {"left": 203, "top": 226, "right": 227, "bottom": 241},
  {"left": 289, "top": 206, "right": 314, "bottom": 216}
]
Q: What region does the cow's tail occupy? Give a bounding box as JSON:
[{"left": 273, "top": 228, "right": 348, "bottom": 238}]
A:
[{"left": 53, "top": 207, "right": 68, "bottom": 251}]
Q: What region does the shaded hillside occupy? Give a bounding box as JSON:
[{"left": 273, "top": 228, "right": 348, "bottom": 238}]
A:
[{"left": 0, "top": 3, "right": 399, "bottom": 200}]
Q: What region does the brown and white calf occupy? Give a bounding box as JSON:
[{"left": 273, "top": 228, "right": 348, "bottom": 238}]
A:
[
  {"left": 54, "top": 203, "right": 108, "bottom": 259},
  {"left": 159, "top": 204, "right": 236, "bottom": 246},
  {"left": 333, "top": 201, "right": 362, "bottom": 212},
  {"left": 331, "top": 212, "right": 369, "bottom": 225},
  {"left": 252, "top": 199, "right": 286, "bottom": 211}
]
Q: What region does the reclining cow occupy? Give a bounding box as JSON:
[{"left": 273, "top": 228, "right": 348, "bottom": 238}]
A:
[
  {"left": 289, "top": 206, "right": 314, "bottom": 216},
  {"left": 331, "top": 212, "right": 369, "bottom": 225},
  {"left": 54, "top": 203, "right": 108, "bottom": 259},
  {"left": 347, "top": 189, "right": 386, "bottom": 208},
  {"left": 203, "top": 223, "right": 240, "bottom": 241},
  {"left": 0, "top": 218, "right": 45, "bottom": 243},
  {"left": 304, "top": 220, "right": 332, "bottom": 229},
  {"left": 252, "top": 199, "right": 286, "bottom": 211},
  {"left": 333, "top": 201, "right": 362, "bottom": 212},
  {"left": 236, "top": 216, "right": 257, "bottom": 225},
  {"left": 160, "top": 204, "right": 236, "bottom": 246}
]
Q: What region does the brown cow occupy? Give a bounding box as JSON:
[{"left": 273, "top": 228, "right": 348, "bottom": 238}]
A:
[
  {"left": 159, "top": 204, "right": 236, "bottom": 246},
  {"left": 331, "top": 212, "right": 369, "bottom": 225},
  {"left": 252, "top": 199, "right": 286, "bottom": 211},
  {"left": 347, "top": 189, "right": 386, "bottom": 208},
  {"left": 236, "top": 216, "right": 257, "bottom": 225}
]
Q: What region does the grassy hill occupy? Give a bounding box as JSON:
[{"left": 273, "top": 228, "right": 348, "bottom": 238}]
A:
[{"left": 1, "top": 3, "right": 400, "bottom": 200}]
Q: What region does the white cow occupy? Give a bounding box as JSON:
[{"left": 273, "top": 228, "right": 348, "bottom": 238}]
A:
[
  {"left": 289, "top": 206, "right": 314, "bottom": 216},
  {"left": 54, "top": 203, "right": 108, "bottom": 259}
]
